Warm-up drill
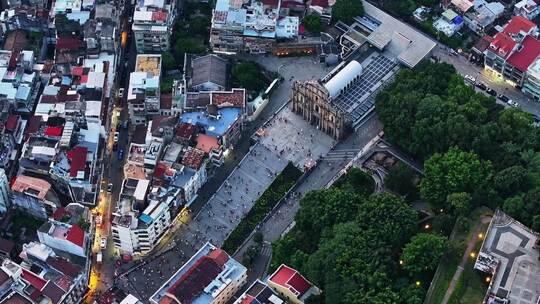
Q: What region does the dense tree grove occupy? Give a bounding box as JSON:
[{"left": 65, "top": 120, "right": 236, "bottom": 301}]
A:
[
  {"left": 271, "top": 169, "right": 426, "bottom": 303},
  {"left": 376, "top": 62, "right": 540, "bottom": 227},
  {"left": 231, "top": 61, "right": 269, "bottom": 92},
  {"left": 331, "top": 0, "right": 364, "bottom": 23}
]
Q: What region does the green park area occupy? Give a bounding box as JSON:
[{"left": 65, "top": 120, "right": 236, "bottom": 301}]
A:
[{"left": 268, "top": 60, "right": 540, "bottom": 303}]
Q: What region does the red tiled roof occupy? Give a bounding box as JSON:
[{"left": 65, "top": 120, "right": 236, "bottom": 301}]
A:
[
  {"left": 45, "top": 126, "right": 63, "bottom": 137},
  {"left": 506, "top": 35, "right": 540, "bottom": 72},
  {"left": 71, "top": 66, "right": 84, "bottom": 76},
  {"left": 310, "top": 0, "right": 328, "bottom": 7},
  {"left": 176, "top": 123, "right": 197, "bottom": 141},
  {"left": 52, "top": 207, "right": 66, "bottom": 220},
  {"left": 240, "top": 295, "right": 256, "bottom": 304},
  {"left": 65, "top": 224, "right": 84, "bottom": 247},
  {"left": 288, "top": 273, "right": 311, "bottom": 295},
  {"left": 211, "top": 89, "right": 245, "bottom": 108},
  {"left": 261, "top": 0, "right": 279, "bottom": 6},
  {"left": 21, "top": 269, "right": 47, "bottom": 291},
  {"left": 270, "top": 265, "right": 312, "bottom": 296},
  {"left": 167, "top": 256, "right": 223, "bottom": 303},
  {"left": 40, "top": 95, "right": 58, "bottom": 103},
  {"left": 152, "top": 11, "right": 167, "bottom": 21},
  {"left": 196, "top": 134, "right": 220, "bottom": 153},
  {"left": 56, "top": 37, "right": 83, "bottom": 51},
  {"left": 26, "top": 116, "right": 43, "bottom": 137},
  {"left": 5, "top": 115, "right": 19, "bottom": 132},
  {"left": 207, "top": 249, "right": 229, "bottom": 267},
  {"left": 46, "top": 256, "right": 82, "bottom": 278},
  {"left": 66, "top": 146, "right": 87, "bottom": 178},
  {"left": 490, "top": 16, "right": 536, "bottom": 59},
  {"left": 0, "top": 237, "right": 15, "bottom": 254},
  {"left": 160, "top": 93, "right": 172, "bottom": 110},
  {"left": 181, "top": 147, "right": 206, "bottom": 170},
  {"left": 42, "top": 282, "right": 65, "bottom": 304}
]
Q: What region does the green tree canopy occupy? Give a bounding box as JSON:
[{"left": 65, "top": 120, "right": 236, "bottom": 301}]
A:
[
  {"left": 420, "top": 147, "right": 492, "bottom": 208},
  {"left": 446, "top": 192, "right": 471, "bottom": 216},
  {"left": 332, "top": 0, "right": 364, "bottom": 24},
  {"left": 356, "top": 193, "right": 418, "bottom": 249},
  {"left": 303, "top": 14, "right": 323, "bottom": 33},
  {"left": 334, "top": 167, "right": 375, "bottom": 195},
  {"left": 295, "top": 188, "right": 365, "bottom": 249},
  {"left": 231, "top": 61, "right": 268, "bottom": 92},
  {"left": 385, "top": 162, "right": 418, "bottom": 198},
  {"left": 401, "top": 233, "right": 447, "bottom": 276},
  {"left": 161, "top": 51, "right": 177, "bottom": 71}
]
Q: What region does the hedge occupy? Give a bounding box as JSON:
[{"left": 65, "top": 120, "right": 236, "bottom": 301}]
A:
[{"left": 222, "top": 162, "right": 302, "bottom": 253}]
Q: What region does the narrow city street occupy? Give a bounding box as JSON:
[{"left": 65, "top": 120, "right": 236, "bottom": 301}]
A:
[{"left": 433, "top": 45, "right": 540, "bottom": 117}]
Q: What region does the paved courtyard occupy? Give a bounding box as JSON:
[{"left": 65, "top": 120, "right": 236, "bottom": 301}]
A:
[
  {"left": 116, "top": 103, "right": 333, "bottom": 299},
  {"left": 257, "top": 106, "right": 334, "bottom": 170}
]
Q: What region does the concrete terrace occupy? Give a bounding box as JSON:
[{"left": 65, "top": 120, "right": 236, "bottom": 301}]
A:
[{"left": 475, "top": 210, "right": 540, "bottom": 304}]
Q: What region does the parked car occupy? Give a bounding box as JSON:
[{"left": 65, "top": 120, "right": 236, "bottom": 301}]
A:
[
  {"left": 486, "top": 88, "right": 497, "bottom": 96},
  {"left": 497, "top": 94, "right": 509, "bottom": 102},
  {"left": 107, "top": 183, "right": 113, "bottom": 192},
  {"left": 117, "top": 88, "right": 124, "bottom": 98},
  {"left": 475, "top": 82, "right": 487, "bottom": 90},
  {"left": 507, "top": 100, "right": 519, "bottom": 107},
  {"left": 117, "top": 149, "right": 124, "bottom": 161},
  {"left": 100, "top": 237, "right": 107, "bottom": 249},
  {"left": 464, "top": 74, "right": 476, "bottom": 83},
  {"left": 114, "top": 132, "right": 119, "bottom": 142}
]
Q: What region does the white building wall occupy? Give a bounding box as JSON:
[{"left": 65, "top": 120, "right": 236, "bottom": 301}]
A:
[
  {"left": 0, "top": 169, "right": 11, "bottom": 214},
  {"left": 37, "top": 229, "right": 86, "bottom": 257}
]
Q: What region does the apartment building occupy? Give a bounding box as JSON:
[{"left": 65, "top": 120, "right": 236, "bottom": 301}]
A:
[
  {"left": 37, "top": 220, "right": 88, "bottom": 257},
  {"left": 110, "top": 176, "right": 179, "bottom": 256},
  {"left": 0, "top": 241, "right": 90, "bottom": 304},
  {"left": 484, "top": 16, "right": 540, "bottom": 96},
  {"left": 132, "top": 0, "right": 176, "bottom": 53},
  {"left": 11, "top": 175, "right": 60, "bottom": 220},
  {"left": 128, "top": 54, "right": 162, "bottom": 125},
  {"left": 523, "top": 58, "right": 540, "bottom": 100},
  {"left": 210, "top": 0, "right": 299, "bottom": 54}
]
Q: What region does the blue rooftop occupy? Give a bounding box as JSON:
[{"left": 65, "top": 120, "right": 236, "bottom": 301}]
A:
[
  {"left": 61, "top": 76, "right": 71, "bottom": 86},
  {"left": 180, "top": 108, "right": 241, "bottom": 138},
  {"left": 139, "top": 214, "right": 152, "bottom": 224}
]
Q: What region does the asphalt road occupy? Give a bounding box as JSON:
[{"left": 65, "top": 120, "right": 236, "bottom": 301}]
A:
[{"left": 432, "top": 45, "right": 540, "bottom": 117}]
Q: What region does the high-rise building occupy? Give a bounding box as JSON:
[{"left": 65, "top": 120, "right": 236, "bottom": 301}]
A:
[{"left": 132, "top": 0, "right": 176, "bottom": 53}]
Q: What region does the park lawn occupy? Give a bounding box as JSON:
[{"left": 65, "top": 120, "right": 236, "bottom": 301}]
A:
[
  {"left": 426, "top": 207, "right": 492, "bottom": 304},
  {"left": 447, "top": 224, "right": 490, "bottom": 304}
]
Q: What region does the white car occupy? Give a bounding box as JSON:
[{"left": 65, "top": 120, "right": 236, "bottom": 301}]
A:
[
  {"left": 464, "top": 74, "right": 476, "bottom": 83},
  {"left": 100, "top": 237, "right": 107, "bottom": 249},
  {"left": 114, "top": 132, "right": 119, "bottom": 142},
  {"left": 117, "top": 88, "right": 124, "bottom": 98},
  {"left": 507, "top": 100, "right": 519, "bottom": 108}
]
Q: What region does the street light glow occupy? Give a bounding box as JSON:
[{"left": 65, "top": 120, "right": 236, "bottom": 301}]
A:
[
  {"left": 415, "top": 281, "right": 421, "bottom": 287},
  {"left": 470, "top": 252, "right": 476, "bottom": 258}
]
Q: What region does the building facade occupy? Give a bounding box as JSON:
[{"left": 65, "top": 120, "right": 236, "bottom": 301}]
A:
[
  {"left": 132, "top": 0, "right": 176, "bottom": 53},
  {"left": 0, "top": 168, "right": 10, "bottom": 214},
  {"left": 291, "top": 80, "right": 351, "bottom": 140}
]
